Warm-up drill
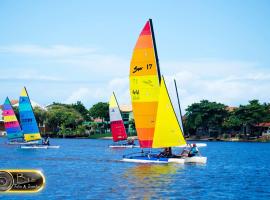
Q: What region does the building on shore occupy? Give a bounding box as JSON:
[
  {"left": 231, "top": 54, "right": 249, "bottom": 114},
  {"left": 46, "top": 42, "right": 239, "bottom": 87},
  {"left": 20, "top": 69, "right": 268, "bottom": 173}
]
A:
[{"left": 119, "top": 104, "right": 135, "bottom": 135}]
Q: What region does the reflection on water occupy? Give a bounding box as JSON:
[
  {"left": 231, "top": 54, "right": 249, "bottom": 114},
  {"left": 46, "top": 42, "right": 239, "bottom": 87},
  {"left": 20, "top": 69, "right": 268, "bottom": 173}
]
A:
[{"left": 123, "top": 164, "right": 184, "bottom": 199}]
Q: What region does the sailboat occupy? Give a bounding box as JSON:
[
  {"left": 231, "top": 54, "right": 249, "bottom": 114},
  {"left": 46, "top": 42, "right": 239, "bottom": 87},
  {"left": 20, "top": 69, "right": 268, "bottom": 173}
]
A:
[
  {"left": 2, "top": 97, "right": 37, "bottom": 145},
  {"left": 122, "top": 19, "right": 207, "bottom": 164},
  {"left": 19, "top": 87, "right": 59, "bottom": 149},
  {"left": 109, "top": 92, "right": 137, "bottom": 148},
  {"left": 173, "top": 80, "right": 207, "bottom": 163}
]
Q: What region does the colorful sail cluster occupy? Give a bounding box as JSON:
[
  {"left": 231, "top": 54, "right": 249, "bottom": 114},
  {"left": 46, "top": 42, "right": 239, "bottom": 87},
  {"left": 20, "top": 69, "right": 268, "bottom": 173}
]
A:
[
  {"left": 129, "top": 19, "right": 161, "bottom": 148},
  {"left": 19, "top": 87, "right": 41, "bottom": 142},
  {"left": 2, "top": 97, "right": 23, "bottom": 140},
  {"left": 130, "top": 19, "right": 186, "bottom": 148},
  {"left": 109, "top": 93, "right": 127, "bottom": 142}
]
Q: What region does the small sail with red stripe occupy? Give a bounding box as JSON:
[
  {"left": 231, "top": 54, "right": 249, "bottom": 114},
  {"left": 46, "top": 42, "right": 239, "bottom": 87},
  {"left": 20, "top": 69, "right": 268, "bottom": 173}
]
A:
[{"left": 109, "top": 93, "right": 128, "bottom": 142}]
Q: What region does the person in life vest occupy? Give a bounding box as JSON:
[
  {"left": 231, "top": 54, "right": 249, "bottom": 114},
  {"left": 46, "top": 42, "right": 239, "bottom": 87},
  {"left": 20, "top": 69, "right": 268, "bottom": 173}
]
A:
[
  {"left": 188, "top": 144, "right": 199, "bottom": 157},
  {"left": 158, "top": 147, "right": 173, "bottom": 158}
]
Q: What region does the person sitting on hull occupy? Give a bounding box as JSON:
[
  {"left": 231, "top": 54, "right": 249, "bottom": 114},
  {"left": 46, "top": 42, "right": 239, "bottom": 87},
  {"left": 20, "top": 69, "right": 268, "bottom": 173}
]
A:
[
  {"left": 158, "top": 147, "right": 173, "bottom": 158},
  {"left": 188, "top": 144, "right": 199, "bottom": 157},
  {"left": 179, "top": 147, "right": 189, "bottom": 158},
  {"left": 42, "top": 136, "right": 50, "bottom": 146},
  {"left": 127, "top": 138, "right": 135, "bottom": 145}
]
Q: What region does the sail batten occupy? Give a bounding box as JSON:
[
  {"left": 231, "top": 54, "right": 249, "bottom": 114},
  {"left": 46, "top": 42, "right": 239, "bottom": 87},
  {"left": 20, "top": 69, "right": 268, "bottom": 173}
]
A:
[
  {"left": 19, "top": 87, "right": 41, "bottom": 142},
  {"left": 2, "top": 97, "right": 24, "bottom": 140},
  {"left": 129, "top": 19, "right": 160, "bottom": 148},
  {"left": 109, "top": 93, "right": 127, "bottom": 142}
]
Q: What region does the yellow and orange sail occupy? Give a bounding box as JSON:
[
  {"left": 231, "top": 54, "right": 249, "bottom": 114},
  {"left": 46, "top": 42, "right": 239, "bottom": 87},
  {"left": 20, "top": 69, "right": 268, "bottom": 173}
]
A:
[
  {"left": 129, "top": 19, "right": 186, "bottom": 148},
  {"left": 129, "top": 19, "right": 161, "bottom": 148}
]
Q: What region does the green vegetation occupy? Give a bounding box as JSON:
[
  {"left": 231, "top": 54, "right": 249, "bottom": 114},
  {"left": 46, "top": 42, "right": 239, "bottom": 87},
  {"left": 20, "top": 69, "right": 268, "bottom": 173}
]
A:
[
  {"left": 184, "top": 99, "right": 270, "bottom": 140},
  {"left": 21, "top": 101, "right": 113, "bottom": 138},
  {"left": 11, "top": 99, "right": 270, "bottom": 141},
  {"left": 89, "top": 102, "right": 109, "bottom": 121}
]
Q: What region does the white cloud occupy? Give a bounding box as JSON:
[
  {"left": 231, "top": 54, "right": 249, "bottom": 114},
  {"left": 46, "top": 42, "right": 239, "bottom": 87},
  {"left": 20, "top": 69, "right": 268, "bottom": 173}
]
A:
[
  {"left": 1, "top": 44, "right": 270, "bottom": 110},
  {"left": 64, "top": 77, "right": 130, "bottom": 107},
  {"left": 164, "top": 60, "right": 270, "bottom": 111}
]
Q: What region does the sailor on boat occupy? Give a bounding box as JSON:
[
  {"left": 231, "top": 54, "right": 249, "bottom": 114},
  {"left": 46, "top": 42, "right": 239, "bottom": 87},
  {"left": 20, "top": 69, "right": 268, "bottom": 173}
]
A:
[
  {"left": 188, "top": 144, "right": 199, "bottom": 157},
  {"left": 179, "top": 148, "right": 189, "bottom": 157},
  {"left": 127, "top": 138, "right": 135, "bottom": 145},
  {"left": 158, "top": 147, "right": 173, "bottom": 158},
  {"left": 42, "top": 136, "right": 50, "bottom": 146}
]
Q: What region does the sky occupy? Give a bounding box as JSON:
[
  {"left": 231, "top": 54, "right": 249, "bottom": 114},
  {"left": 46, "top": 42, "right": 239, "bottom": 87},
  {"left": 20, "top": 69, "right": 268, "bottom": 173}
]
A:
[{"left": 1, "top": 0, "right": 270, "bottom": 111}]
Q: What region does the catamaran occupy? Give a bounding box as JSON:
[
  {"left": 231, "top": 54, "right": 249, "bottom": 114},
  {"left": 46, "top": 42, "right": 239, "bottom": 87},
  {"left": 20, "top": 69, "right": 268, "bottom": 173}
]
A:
[
  {"left": 173, "top": 79, "right": 207, "bottom": 163},
  {"left": 109, "top": 92, "right": 138, "bottom": 148},
  {"left": 122, "top": 19, "right": 207, "bottom": 164},
  {"left": 19, "top": 87, "right": 59, "bottom": 149},
  {"left": 2, "top": 97, "right": 37, "bottom": 145}
]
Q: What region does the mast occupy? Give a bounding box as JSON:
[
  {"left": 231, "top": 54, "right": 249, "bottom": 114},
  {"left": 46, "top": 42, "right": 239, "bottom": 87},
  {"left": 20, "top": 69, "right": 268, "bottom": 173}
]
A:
[
  {"left": 149, "top": 19, "right": 161, "bottom": 83},
  {"left": 174, "top": 79, "right": 185, "bottom": 134}
]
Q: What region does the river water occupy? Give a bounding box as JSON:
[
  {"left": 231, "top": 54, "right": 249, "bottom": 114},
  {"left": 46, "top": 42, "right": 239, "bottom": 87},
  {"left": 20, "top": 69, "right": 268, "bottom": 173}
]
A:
[{"left": 0, "top": 138, "right": 269, "bottom": 199}]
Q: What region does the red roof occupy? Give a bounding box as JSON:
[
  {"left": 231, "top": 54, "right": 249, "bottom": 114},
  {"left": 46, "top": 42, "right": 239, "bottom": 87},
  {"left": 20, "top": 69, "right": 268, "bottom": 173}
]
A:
[
  {"left": 256, "top": 122, "right": 270, "bottom": 127},
  {"left": 10, "top": 99, "right": 18, "bottom": 105}
]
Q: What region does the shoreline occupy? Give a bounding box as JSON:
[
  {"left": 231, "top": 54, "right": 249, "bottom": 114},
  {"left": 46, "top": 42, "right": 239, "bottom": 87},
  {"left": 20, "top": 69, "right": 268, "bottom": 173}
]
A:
[{"left": 1, "top": 136, "right": 269, "bottom": 142}]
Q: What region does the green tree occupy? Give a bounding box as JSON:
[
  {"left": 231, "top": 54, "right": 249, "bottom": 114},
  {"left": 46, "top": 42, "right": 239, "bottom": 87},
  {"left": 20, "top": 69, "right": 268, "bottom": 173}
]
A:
[
  {"left": 89, "top": 102, "right": 109, "bottom": 122},
  {"left": 185, "top": 100, "right": 229, "bottom": 137},
  {"left": 233, "top": 100, "right": 270, "bottom": 136},
  {"left": 46, "top": 105, "right": 84, "bottom": 135},
  {"left": 33, "top": 107, "right": 47, "bottom": 127},
  {"left": 71, "top": 101, "right": 90, "bottom": 121}
]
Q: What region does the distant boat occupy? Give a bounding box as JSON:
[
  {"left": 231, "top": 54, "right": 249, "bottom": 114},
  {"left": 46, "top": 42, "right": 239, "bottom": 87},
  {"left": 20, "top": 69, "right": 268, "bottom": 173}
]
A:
[
  {"left": 19, "top": 87, "right": 59, "bottom": 149},
  {"left": 122, "top": 19, "right": 206, "bottom": 164},
  {"left": 2, "top": 97, "right": 34, "bottom": 145},
  {"left": 109, "top": 92, "right": 137, "bottom": 148}
]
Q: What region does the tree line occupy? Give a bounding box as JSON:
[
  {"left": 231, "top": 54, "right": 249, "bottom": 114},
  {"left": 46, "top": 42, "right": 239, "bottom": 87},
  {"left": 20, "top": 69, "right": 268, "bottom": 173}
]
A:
[
  {"left": 13, "top": 101, "right": 111, "bottom": 138},
  {"left": 184, "top": 99, "right": 270, "bottom": 140},
  {"left": 11, "top": 99, "right": 270, "bottom": 140}
]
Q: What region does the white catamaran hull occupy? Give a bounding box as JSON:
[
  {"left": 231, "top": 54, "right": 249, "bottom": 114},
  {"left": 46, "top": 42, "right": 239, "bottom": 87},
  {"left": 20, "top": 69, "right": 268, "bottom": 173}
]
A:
[
  {"left": 122, "top": 158, "right": 168, "bottom": 164},
  {"left": 7, "top": 141, "right": 39, "bottom": 145},
  {"left": 168, "top": 158, "right": 185, "bottom": 164},
  {"left": 109, "top": 145, "right": 139, "bottom": 148},
  {"left": 184, "top": 156, "right": 207, "bottom": 164},
  {"left": 20, "top": 145, "right": 60, "bottom": 149},
  {"left": 122, "top": 155, "right": 185, "bottom": 164},
  {"left": 177, "top": 143, "right": 207, "bottom": 148}
]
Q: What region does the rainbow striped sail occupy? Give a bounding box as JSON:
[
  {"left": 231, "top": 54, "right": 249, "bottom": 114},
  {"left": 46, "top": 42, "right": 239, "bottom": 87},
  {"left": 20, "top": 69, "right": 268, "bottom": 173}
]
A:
[
  {"left": 2, "top": 97, "right": 24, "bottom": 141},
  {"left": 19, "top": 87, "right": 41, "bottom": 142},
  {"left": 130, "top": 19, "right": 186, "bottom": 148},
  {"left": 109, "top": 93, "right": 127, "bottom": 142},
  {"left": 129, "top": 19, "right": 161, "bottom": 148}
]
